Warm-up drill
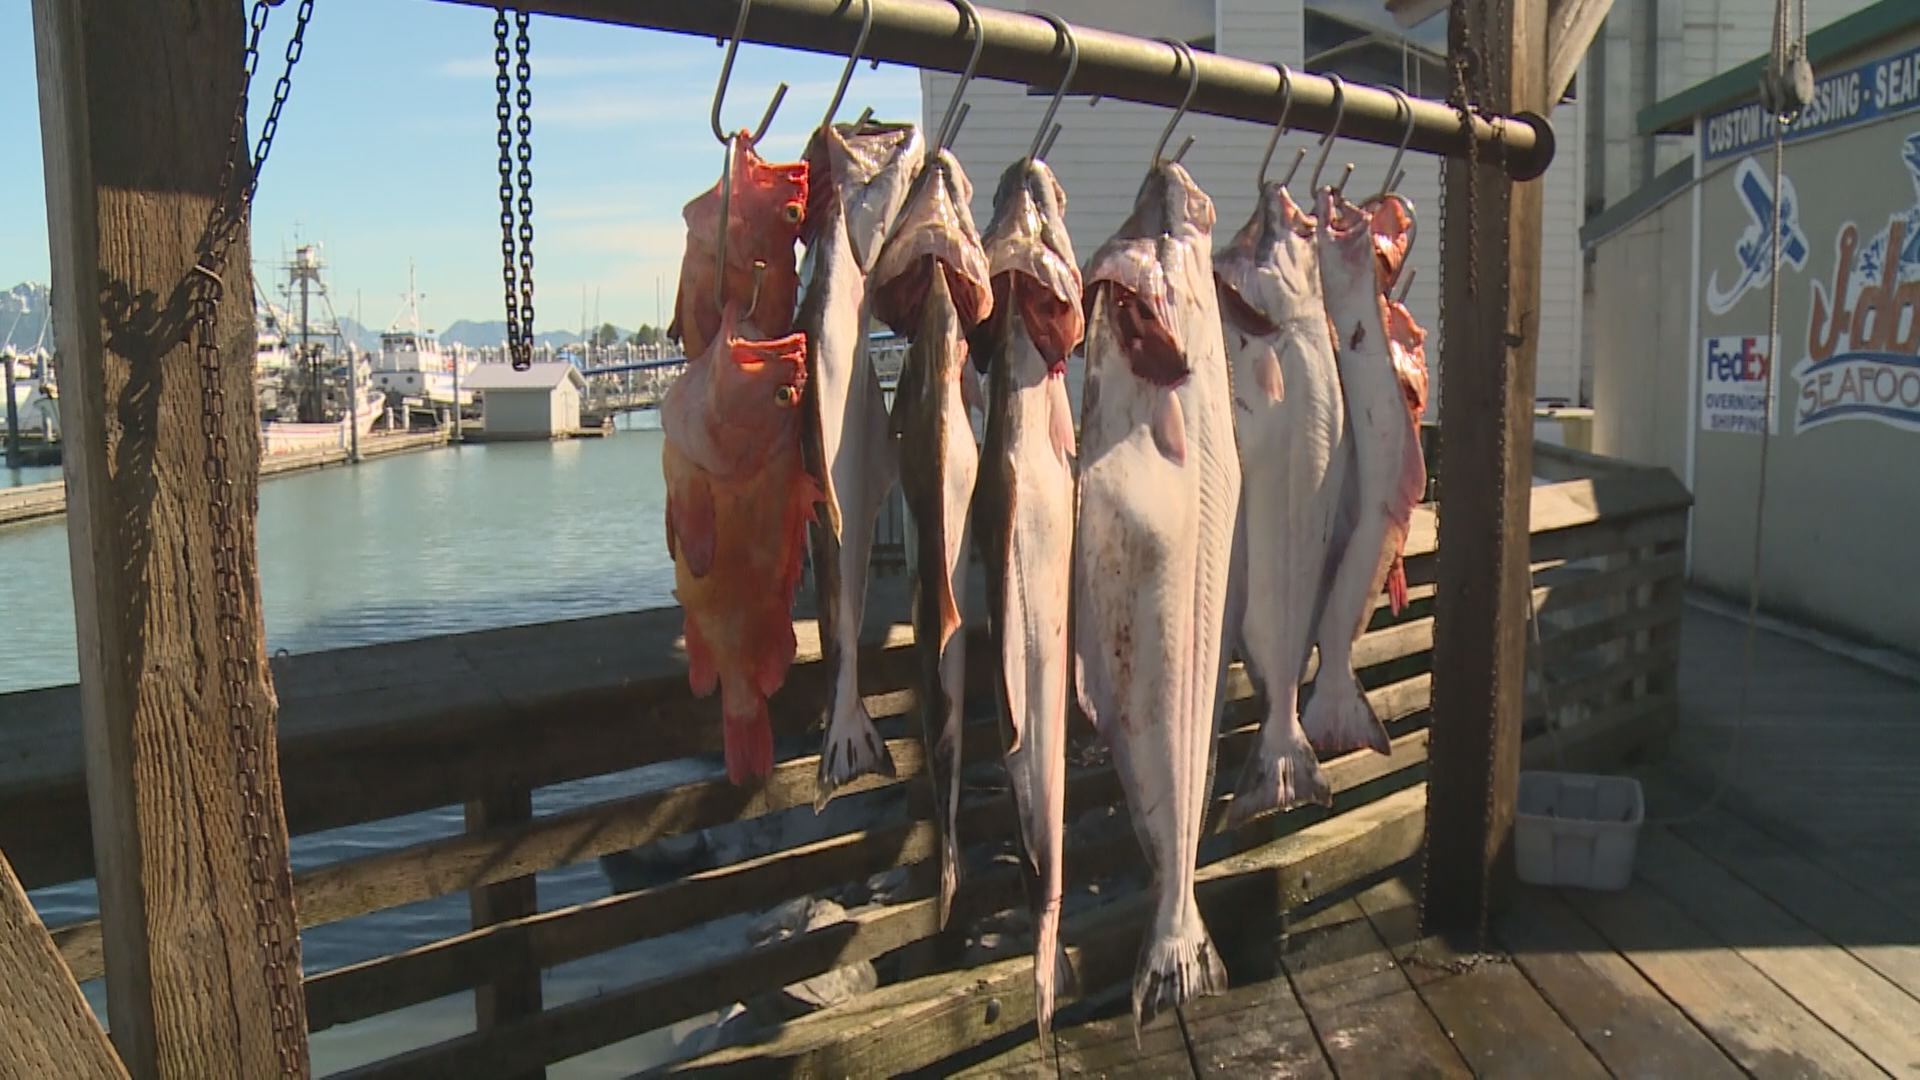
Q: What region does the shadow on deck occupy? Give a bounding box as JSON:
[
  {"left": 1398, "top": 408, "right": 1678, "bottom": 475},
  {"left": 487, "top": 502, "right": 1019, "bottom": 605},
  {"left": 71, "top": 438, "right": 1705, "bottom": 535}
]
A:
[{"left": 697, "top": 601, "right": 1920, "bottom": 1079}]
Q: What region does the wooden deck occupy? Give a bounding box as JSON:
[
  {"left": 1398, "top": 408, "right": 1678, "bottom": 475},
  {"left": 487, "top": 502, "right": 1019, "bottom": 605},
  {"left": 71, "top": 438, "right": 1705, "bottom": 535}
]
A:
[{"left": 680, "top": 602, "right": 1920, "bottom": 1079}]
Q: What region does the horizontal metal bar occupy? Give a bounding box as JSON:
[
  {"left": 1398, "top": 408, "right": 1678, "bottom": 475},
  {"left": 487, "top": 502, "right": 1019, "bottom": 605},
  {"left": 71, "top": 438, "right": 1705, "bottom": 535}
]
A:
[{"left": 430, "top": 0, "right": 1555, "bottom": 180}]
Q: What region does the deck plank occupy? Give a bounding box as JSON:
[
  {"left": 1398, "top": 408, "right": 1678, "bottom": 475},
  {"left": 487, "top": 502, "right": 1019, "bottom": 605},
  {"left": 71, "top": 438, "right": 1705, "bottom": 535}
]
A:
[
  {"left": 1565, "top": 867, "right": 1885, "bottom": 1077},
  {"left": 1352, "top": 879, "right": 1609, "bottom": 1080},
  {"left": 1176, "top": 968, "right": 1331, "bottom": 1078},
  {"left": 1495, "top": 889, "right": 1744, "bottom": 1078},
  {"left": 1053, "top": 988, "right": 1196, "bottom": 1078},
  {"left": 1642, "top": 772, "right": 1920, "bottom": 1002},
  {"left": 1280, "top": 899, "right": 1470, "bottom": 1079},
  {"left": 1633, "top": 827, "right": 1920, "bottom": 1074}
]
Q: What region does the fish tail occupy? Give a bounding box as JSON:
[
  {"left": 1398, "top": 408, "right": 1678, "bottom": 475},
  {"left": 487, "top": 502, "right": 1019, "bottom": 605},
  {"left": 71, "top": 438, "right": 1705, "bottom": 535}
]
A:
[
  {"left": 1228, "top": 704, "right": 1332, "bottom": 828},
  {"left": 1386, "top": 555, "right": 1409, "bottom": 615},
  {"left": 937, "top": 827, "right": 960, "bottom": 930},
  {"left": 813, "top": 691, "right": 897, "bottom": 811},
  {"left": 1301, "top": 670, "right": 1391, "bottom": 757},
  {"left": 1132, "top": 896, "right": 1226, "bottom": 1035},
  {"left": 722, "top": 696, "right": 774, "bottom": 785},
  {"left": 1033, "top": 899, "right": 1068, "bottom": 1041}
]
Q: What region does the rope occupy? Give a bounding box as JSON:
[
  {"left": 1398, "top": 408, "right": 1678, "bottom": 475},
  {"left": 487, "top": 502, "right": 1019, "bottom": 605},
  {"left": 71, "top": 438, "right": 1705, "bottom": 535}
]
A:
[{"left": 1640, "top": 1, "right": 1801, "bottom": 828}]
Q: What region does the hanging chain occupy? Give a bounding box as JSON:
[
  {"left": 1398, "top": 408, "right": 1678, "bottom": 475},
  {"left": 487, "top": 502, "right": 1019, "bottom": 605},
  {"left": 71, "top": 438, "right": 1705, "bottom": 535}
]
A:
[
  {"left": 496, "top": 7, "right": 536, "bottom": 369},
  {"left": 1420, "top": 0, "right": 1500, "bottom": 960},
  {"left": 189, "top": 0, "right": 316, "bottom": 1074}
]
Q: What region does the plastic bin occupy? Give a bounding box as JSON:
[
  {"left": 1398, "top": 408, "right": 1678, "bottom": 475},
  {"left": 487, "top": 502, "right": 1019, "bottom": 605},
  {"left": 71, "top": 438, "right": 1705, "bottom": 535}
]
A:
[{"left": 1514, "top": 771, "right": 1644, "bottom": 891}]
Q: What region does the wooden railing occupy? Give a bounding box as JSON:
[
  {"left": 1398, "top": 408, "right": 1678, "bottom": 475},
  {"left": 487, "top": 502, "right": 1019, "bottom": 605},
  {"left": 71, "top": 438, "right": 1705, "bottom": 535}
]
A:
[{"left": 0, "top": 461, "right": 1691, "bottom": 1078}]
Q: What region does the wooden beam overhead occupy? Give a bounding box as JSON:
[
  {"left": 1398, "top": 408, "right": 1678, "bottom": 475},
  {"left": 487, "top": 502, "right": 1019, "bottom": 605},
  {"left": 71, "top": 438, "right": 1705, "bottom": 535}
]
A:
[
  {"left": 30, "top": 0, "right": 311, "bottom": 1074},
  {"left": 1547, "top": 0, "right": 1615, "bottom": 103}
]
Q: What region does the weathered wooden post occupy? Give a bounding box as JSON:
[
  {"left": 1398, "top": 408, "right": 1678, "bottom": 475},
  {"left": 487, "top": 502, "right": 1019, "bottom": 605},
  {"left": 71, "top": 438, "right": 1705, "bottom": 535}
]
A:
[
  {"left": 1422, "top": 0, "right": 1549, "bottom": 935},
  {"left": 32, "top": 0, "right": 312, "bottom": 1075},
  {"left": 0, "top": 851, "right": 126, "bottom": 1078}
]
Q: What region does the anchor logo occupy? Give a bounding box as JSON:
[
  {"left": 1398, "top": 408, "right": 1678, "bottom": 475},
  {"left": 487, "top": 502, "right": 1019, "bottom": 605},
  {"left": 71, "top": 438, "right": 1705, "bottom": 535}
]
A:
[{"left": 1705, "top": 156, "right": 1809, "bottom": 316}]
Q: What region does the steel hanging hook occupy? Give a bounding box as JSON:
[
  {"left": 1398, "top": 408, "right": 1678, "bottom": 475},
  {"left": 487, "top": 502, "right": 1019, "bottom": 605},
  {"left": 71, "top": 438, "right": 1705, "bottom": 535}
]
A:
[
  {"left": 821, "top": 0, "right": 874, "bottom": 129},
  {"left": 1257, "top": 63, "right": 1296, "bottom": 189},
  {"left": 1380, "top": 87, "right": 1416, "bottom": 199},
  {"left": 1027, "top": 11, "right": 1077, "bottom": 162},
  {"left": 710, "top": 0, "right": 789, "bottom": 146},
  {"left": 1149, "top": 38, "right": 1200, "bottom": 167},
  {"left": 1309, "top": 73, "right": 1347, "bottom": 193},
  {"left": 933, "top": 0, "right": 985, "bottom": 151}
]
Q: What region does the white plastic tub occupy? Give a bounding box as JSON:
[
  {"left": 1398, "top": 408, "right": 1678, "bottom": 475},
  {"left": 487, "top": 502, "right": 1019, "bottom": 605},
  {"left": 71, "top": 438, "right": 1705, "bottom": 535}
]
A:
[{"left": 1514, "top": 771, "right": 1645, "bottom": 891}]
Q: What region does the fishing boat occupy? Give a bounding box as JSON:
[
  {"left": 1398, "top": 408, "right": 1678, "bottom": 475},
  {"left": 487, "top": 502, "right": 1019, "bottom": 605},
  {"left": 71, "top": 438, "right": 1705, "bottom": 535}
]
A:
[
  {"left": 372, "top": 264, "right": 475, "bottom": 408},
  {"left": 3, "top": 351, "right": 60, "bottom": 439}
]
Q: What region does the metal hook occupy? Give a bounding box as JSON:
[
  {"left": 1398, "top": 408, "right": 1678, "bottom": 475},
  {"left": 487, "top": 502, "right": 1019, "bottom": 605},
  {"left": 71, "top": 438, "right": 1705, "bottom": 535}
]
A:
[
  {"left": 933, "top": 0, "right": 985, "bottom": 151},
  {"left": 1257, "top": 63, "right": 1296, "bottom": 189},
  {"left": 1308, "top": 73, "right": 1347, "bottom": 193},
  {"left": 1027, "top": 11, "right": 1077, "bottom": 162},
  {"left": 1149, "top": 38, "right": 1200, "bottom": 168},
  {"left": 1332, "top": 162, "right": 1355, "bottom": 195},
  {"left": 1280, "top": 147, "right": 1309, "bottom": 187},
  {"left": 1380, "top": 88, "right": 1415, "bottom": 199},
  {"left": 710, "top": 0, "right": 788, "bottom": 146},
  {"left": 713, "top": 138, "right": 735, "bottom": 310},
  {"left": 821, "top": 0, "right": 873, "bottom": 129}
]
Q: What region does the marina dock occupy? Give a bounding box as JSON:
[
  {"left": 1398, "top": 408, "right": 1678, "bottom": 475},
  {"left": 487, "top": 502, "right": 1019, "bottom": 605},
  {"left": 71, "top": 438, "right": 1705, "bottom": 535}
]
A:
[{"left": 0, "top": 428, "right": 450, "bottom": 528}]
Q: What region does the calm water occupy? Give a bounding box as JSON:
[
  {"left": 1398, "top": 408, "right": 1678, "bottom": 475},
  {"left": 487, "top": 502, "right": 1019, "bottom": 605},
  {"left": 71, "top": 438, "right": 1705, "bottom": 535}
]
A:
[
  {"left": 3, "top": 413, "right": 740, "bottom": 1075},
  {"left": 2, "top": 413, "right": 675, "bottom": 694}
]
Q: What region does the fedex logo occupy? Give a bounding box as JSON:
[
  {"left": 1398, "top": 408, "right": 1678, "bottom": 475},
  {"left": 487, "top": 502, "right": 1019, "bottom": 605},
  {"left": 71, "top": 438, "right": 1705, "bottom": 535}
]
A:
[
  {"left": 1701, "top": 335, "right": 1777, "bottom": 435},
  {"left": 1705, "top": 336, "right": 1771, "bottom": 383}
]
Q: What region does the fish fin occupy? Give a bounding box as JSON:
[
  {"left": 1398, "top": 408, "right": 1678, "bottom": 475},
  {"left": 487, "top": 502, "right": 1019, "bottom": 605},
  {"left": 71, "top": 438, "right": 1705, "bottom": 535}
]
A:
[
  {"left": 1048, "top": 373, "right": 1076, "bottom": 461},
  {"left": 684, "top": 617, "right": 718, "bottom": 698},
  {"left": 1133, "top": 901, "right": 1227, "bottom": 1034},
  {"left": 671, "top": 475, "right": 718, "bottom": 579},
  {"left": 1386, "top": 555, "right": 1409, "bottom": 616},
  {"left": 813, "top": 695, "right": 898, "bottom": 811},
  {"left": 1255, "top": 343, "right": 1285, "bottom": 403},
  {"left": 753, "top": 614, "right": 798, "bottom": 699},
  {"left": 722, "top": 693, "right": 774, "bottom": 785},
  {"left": 1151, "top": 391, "right": 1187, "bottom": 465},
  {"left": 1301, "top": 672, "right": 1392, "bottom": 757},
  {"left": 998, "top": 568, "right": 1028, "bottom": 757},
  {"left": 959, "top": 362, "right": 985, "bottom": 418},
  {"left": 1227, "top": 711, "right": 1331, "bottom": 828},
  {"left": 1034, "top": 907, "right": 1071, "bottom": 1041},
  {"left": 1384, "top": 425, "right": 1425, "bottom": 616}
]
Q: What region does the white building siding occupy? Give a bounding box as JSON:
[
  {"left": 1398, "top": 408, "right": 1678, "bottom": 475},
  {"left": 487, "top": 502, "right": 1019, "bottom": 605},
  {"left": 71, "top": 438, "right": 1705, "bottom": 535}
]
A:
[{"left": 922, "top": 0, "right": 1587, "bottom": 405}]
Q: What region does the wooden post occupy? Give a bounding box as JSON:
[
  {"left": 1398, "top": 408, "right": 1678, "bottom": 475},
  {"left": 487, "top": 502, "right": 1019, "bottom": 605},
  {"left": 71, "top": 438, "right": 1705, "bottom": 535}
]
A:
[
  {"left": 32, "top": 1, "right": 312, "bottom": 1075},
  {"left": 1421, "top": 0, "right": 1549, "bottom": 936},
  {"left": 3, "top": 351, "right": 20, "bottom": 468},
  {"left": 0, "top": 849, "right": 128, "bottom": 1079},
  {"left": 466, "top": 788, "right": 544, "bottom": 1078}
]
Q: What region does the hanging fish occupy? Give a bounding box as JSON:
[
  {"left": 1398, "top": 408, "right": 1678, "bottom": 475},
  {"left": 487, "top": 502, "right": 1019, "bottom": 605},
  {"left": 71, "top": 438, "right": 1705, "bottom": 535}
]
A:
[
  {"left": 1075, "top": 162, "right": 1239, "bottom": 1031},
  {"left": 801, "top": 119, "right": 928, "bottom": 808},
  {"left": 1213, "top": 183, "right": 1348, "bottom": 822},
  {"left": 1301, "top": 190, "right": 1427, "bottom": 759},
  {"left": 669, "top": 132, "right": 809, "bottom": 358},
  {"left": 972, "top": 156, "right": 1083, "bottom": 1037},
  {"left": 870, "top": 149, "right": 992, "bottom": 929},
  {"left": 1370, "top": 194, "right": 1430, "bottom": 608},
  {"left": 661, "top": 305, "right": 819, "bottom": 784}
]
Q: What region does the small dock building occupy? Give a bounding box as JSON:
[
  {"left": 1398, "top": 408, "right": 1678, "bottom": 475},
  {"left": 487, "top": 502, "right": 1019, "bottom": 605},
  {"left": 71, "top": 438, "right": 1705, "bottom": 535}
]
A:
[{"left": 466, "top": 362, "right": 586, "bottom": 440}]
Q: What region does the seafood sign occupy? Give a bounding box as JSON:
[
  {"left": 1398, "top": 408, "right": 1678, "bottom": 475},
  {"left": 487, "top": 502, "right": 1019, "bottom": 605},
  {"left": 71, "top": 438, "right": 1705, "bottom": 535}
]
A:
[
  {"left": 1793, "top": 135, "right": 1920, "bottom": 433},
  {"left": 661, "top": 310, "right": 819, "bottom": 784}
]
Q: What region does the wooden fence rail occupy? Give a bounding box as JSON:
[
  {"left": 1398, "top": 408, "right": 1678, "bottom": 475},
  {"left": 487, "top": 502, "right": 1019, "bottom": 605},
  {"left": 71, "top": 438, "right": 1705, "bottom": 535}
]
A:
[{"left": 0, "top": 463, "right": 1691, "bottom": 1078}]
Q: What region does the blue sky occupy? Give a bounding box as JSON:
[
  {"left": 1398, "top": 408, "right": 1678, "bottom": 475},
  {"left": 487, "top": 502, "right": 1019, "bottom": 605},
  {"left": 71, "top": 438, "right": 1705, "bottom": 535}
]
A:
[{"left": 0, "top": 0, "right": 921, "bottom": 332}]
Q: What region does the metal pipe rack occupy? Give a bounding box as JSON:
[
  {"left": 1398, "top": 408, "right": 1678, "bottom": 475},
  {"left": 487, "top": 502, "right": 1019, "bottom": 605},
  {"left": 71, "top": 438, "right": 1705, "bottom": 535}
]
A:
[{"left": 432, "top": 0, "right": 1556, "bottom": 180}]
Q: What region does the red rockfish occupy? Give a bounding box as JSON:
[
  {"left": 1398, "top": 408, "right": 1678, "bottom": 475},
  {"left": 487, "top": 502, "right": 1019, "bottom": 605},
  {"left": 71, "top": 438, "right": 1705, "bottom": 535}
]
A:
[
  {"left": 662, "top": 307, "right": 820, "bottom": 783},
  {"left": 669, "top": 133, "right": 808, "bottom": 359}
]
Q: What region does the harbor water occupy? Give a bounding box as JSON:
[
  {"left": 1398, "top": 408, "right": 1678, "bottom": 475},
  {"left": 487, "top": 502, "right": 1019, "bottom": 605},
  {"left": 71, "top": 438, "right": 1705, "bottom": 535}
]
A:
[{"left": 1, "top": 413, "right": 747, "bottom": 1076}]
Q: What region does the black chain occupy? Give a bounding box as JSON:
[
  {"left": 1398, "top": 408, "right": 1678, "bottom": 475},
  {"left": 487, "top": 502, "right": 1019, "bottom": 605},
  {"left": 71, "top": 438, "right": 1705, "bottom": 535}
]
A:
[
  {"left": 189, "top": 0, "right": 316, "bottom": 1074},
  {"left": 496, "top": 7, "right": 536, "bottom": 369}
]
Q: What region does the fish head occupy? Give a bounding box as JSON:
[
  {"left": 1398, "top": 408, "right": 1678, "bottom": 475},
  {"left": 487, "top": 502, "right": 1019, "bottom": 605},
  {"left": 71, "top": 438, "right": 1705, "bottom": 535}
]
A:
[
  {"left": 870, "top": 149, "right": 993, "bottom": 339},
  {"left": 699, "top": 311, "right": 810, "bottom": 467},
  {"left": 1316, "top": 188, "right": 1380, "bottom": 287},
  {"left": 1085, "top": 164, "right": 1221, "bottom": 390},
  {"left": 1124, "top": 161, "right": 1216, "bottom": 251},
  {"left": 1364, "top": 193, "right": 1416, "bottom": 290},
  {"left": 981, "top": 158, "right": 1085, "bottom": 373},
  {"left": 1214, "top": 182, "right": 1316, "bottom": 340},
  {"left": 806, "top": 120, "right": 928, "bottom": 273},
  {"left": 682, "top": 134, "right": 809, "bottom": 254}
]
